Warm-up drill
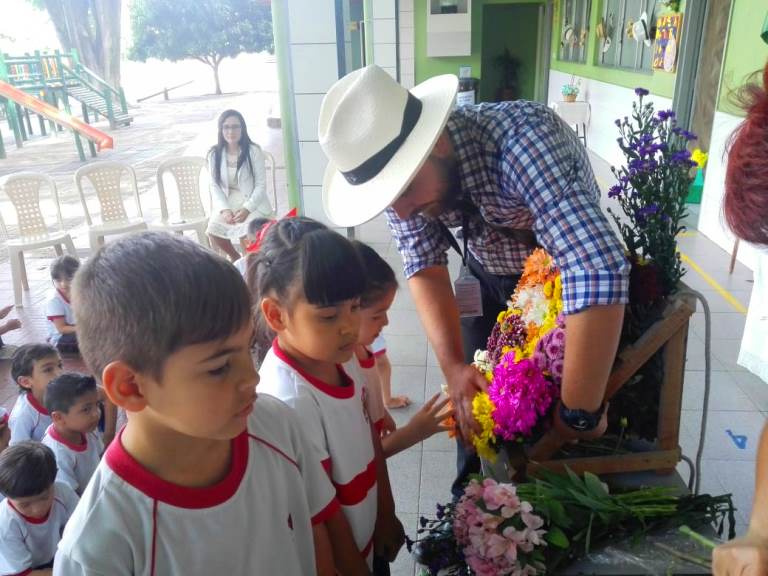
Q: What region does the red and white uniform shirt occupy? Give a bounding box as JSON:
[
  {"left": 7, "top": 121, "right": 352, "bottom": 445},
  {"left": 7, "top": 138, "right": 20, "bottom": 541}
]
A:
[
  {"left": 344, "top": 351, "right": 387, "bottom": 435},
  {"left": 259, "top": 340, "right": 378, "bottom": 565},
  {"left": 42, "top": 427, "right": 103, "bottom": 496},
  {"left": 53, "top": 394, "right": 338, "bottom": 576},
  {"left": 45, "top": 289, "right": 75, "bottom": 346},
  {"left": 9, "top": 393, "right": 52, "bottom": 445},
  {"left": 0, "top": 482, "right": 79, "bottom": 576}
]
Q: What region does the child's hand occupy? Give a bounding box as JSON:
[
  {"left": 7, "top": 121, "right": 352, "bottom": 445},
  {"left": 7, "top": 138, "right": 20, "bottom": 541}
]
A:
[
  {"left": 405, "top": 393, "right": 454, "bottom": 444},
  {"left": 380, "top": 411, "right": 397, "bottom": 436},
  {"left": 2, "top": 319, "right": 21, "bottom": 331},
  {"left": 374, "top": 512, "right": 405, "bottom": 562},
  {"left": 713, "top": 531, "right": 768, "bottom": 575}
]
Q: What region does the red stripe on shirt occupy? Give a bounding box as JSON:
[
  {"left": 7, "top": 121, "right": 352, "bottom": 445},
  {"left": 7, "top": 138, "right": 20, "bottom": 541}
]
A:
[
  {"left": 46, "top": 424, "right": 87, "bottom": 452},
  {"left": 311, "top": 497, "right": 341, "bottom": 526},
  {"left": 321, "top": 458, "right": 332, "bottom": 475},
  {"left": 46, "top": 315, "right": 65, "bottom": 322},
  {"left": 357, "top": 351, "right": 375, "bottom": 369},
  {"left": 9, "top": 570, "right": 32, "bottom": 576},
  {"left": 271, "top": 339, "right": 355, "bottom": 399},
  {"left": 7, "top": 499, "right": 50, "bottom": 524},
  {"left": 374, "top": 418, "right": 385, "bottom": 434},
  {"left": 248, "top": 434, "right": 299, "bottom": 470},
  {"left": 372, "top": 349, "right": 386, "bottom": 357},
  {"left": 332, "top": 459, "right": 377, "bottom": 506}
]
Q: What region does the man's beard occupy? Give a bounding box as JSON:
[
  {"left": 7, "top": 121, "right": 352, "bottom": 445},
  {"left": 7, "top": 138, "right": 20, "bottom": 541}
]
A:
[{"left": 420, "top": 155, "right": 462, "bottom": 219}]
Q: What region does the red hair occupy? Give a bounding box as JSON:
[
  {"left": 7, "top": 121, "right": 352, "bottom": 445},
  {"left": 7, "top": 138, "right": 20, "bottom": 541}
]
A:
[{"left": 723, "top": 62, "right": 768, "bottom": 246}]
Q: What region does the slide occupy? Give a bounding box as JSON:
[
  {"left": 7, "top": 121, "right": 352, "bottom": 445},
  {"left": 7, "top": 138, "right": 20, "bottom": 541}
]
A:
[{"left": 0, "top": 79, "right": 113, "bottom": 150}]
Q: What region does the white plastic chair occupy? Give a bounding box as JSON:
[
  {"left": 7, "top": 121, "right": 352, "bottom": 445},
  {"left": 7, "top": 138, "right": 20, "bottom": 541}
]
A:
[
  {"left": 74, "top": 162, "right": 148, "bottom": 253},
  {"left": 151, "top": 156, "right": 210, "bottom": 246},
  {"left": 0, "top": 172, "right": 77, "bottom": 308}
]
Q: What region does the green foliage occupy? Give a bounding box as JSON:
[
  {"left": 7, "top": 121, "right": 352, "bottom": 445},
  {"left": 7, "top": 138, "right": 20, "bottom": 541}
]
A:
[{"left": 129, "top": 0, "right": 273, "bottom": 63}]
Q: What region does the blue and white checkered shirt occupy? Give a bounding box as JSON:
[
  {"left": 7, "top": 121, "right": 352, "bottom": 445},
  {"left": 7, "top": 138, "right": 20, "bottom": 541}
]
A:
[{"left": 386, "top": 101, "right": 629, "bottom": 315}]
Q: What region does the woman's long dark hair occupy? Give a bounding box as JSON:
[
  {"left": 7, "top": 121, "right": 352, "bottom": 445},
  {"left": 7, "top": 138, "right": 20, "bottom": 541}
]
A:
[{"left": 209, "top": 109, "right": 258, "bottom": 189}]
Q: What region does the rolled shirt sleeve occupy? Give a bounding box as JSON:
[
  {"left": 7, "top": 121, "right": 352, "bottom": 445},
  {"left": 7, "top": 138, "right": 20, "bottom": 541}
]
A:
[{"left": 385, "top": 208, "right": 451, "bottom": 278}]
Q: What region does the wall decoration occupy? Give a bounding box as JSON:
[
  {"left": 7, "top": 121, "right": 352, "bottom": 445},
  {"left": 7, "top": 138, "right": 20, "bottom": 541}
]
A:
[{"left": 652, "top": 13, "right": 683, "bottom": 72}]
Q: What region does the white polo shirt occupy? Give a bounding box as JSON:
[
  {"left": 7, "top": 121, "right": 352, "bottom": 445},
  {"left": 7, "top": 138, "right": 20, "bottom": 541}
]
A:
[
  {"left": 54, "top": 394, "right": 338, "bottom": 576},
  {"left": 42, "top": 427, "right": 103, "bottom": 496},
  {"left": 259, "top": 341, "right": 378, "bottom": 564},
  {"left": 45, "top": 289, "right": 75, "bottom": 346},
  {"left": 344, "top": 351, "right": 387, "bottom": 435},
  {"left": 9, "top": 393, "right": 52, "bottom": 445},
  {"left": 0, "top": 482, "right": 79, "bottom": 575}
]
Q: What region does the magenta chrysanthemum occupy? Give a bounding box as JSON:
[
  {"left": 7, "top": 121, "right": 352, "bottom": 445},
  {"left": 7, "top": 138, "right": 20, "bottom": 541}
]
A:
[{"left": 488, "top": 351, "right": 559, "bottom": 441}]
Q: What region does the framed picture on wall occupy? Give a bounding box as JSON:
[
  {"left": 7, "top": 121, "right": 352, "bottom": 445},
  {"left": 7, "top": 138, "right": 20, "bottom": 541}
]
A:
[{"left": 652, "top": 13, "right": 683, "bottom": 72}]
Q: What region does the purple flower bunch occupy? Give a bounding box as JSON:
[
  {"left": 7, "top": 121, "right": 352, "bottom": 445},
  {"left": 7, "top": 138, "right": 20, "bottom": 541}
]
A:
[
  {"left": 486, "top": 313, "right": 527, "bottom": 366},
  {"left": 453, "top": 478, "right": 547, "bottom": 576},
  {"left": 488, "top": 351, "right": 559, "bottom": 441},
  {"left": 532, "top": 315, "right": 566, "bottom": 384}
]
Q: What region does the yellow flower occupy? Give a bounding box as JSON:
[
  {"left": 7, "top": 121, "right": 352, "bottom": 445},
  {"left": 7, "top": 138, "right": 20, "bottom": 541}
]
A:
[
  {"left": 543, "top": 280, "right": 554, "bottom": 298},
  {"left": 691, "top": 148, "right": 708, "bottom": 169},
  {"left": 472, "top": 392, "right": 498, "bottom": 463},
  {"left": 496, "top": 310, "right": 508, "bottom": 323}
]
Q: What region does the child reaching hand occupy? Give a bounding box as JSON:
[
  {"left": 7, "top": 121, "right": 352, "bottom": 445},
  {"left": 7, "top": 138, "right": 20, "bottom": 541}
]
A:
[
  {"left": 254, "top": 218, "right": 403, "bottom": 574},
  {"left": 348, "top": 241, "right": 454, "bottom": 458}
]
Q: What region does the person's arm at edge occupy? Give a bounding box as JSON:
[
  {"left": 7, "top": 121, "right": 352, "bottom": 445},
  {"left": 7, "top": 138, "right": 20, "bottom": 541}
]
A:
[
  {"left": 325, "top": 507, "right": 371, "bottom": 575},
  {"left": 313, "top": 522, "right": 336, "bottom": 576},
  {"left": 371, "top": 418, "right": 403, "bottom": 562},
  {"left": 51, "top": 318, "right": 76, "bottom": 335}
]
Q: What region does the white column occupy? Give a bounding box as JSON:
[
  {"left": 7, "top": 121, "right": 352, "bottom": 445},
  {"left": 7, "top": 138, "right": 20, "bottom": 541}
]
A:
[
  {"left": 371, "top": 0, "right": 399, "bottom": 81},
  {"left": 399, "top": 0, "right": 415, "bottom": 87}
]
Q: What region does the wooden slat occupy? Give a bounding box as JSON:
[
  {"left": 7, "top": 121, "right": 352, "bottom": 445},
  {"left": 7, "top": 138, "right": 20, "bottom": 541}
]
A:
[{"left": 528, "top": 448, "right": 681, "bottom": 476}]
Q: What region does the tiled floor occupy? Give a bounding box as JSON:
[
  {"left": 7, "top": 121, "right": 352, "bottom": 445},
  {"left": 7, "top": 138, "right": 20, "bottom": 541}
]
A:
[{"left": 1, "top": 107, "right": 765, "bottom": 575}]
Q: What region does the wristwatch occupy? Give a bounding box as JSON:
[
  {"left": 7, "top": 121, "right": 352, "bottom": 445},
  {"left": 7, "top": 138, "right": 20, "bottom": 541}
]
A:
[{"left": 558, "top": 401, "right": 606, "bottom": 432}]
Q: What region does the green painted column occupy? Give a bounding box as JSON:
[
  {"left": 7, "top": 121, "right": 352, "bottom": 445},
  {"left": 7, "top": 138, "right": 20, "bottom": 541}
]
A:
[{"left": 271, "top": 0, "right": 302, "bottom": 212}]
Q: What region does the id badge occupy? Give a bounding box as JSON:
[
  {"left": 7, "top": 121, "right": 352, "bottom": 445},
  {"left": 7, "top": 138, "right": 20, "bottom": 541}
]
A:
[{"left": 454, "top": 266, "right": 483, "bottom": 318}]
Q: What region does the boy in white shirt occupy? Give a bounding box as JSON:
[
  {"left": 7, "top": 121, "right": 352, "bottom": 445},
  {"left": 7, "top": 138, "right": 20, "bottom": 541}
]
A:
[
  {"left": 42, "top": 374, "right": 103, "bottom": 496},
  {"left": 45, "top": 256, "right": 80, "bottom": 355},
  {"left": 9, "top": 344, "right": 62, "bottom": 444},
  {"left": 55, "top": 231, "right": 358, "bottom": 576},
  {"left": 0, "top": 442, "right": 79, "bottom": 576}
]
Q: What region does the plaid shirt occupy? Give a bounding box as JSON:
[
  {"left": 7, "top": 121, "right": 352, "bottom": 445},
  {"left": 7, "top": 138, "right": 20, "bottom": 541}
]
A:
[{"left": 386, "top": 101, "right": 629, "bottom": 315}]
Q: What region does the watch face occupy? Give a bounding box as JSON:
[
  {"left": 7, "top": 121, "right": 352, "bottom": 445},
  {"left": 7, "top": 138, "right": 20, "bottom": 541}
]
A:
[{"left": 574, "top": 417, "right": 590, "bottom": 431}]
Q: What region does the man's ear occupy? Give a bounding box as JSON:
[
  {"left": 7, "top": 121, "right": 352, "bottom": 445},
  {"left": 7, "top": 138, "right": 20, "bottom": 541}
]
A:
[
  {"left": 261, "top": 297, "right": 287, "bottom": 333},
  {"left": 431, "top": 130, "right": 454, "bottom": 158},
  {"left": 101, "top": 361, "right": 149, "bottom": 413}
]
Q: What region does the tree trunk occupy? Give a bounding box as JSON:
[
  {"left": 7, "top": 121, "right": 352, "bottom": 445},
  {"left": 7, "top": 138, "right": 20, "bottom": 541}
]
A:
[
  {"left": 92, "top": 0, "right": 122, "bottom": 89},
  {"left": 212, "top": 59, "right": 222, "bottom": 95}
]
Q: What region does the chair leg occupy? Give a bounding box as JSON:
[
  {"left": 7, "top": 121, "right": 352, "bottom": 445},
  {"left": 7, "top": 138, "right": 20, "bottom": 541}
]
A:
[
  {"left": 197, "top": 224, "right": 211, "bottom": 247},
  {"left": 89, "top": 231, "right": 102, "bottom": 255},
  {"left": 9, "top": 249, "right": 23, "bottom": 308},
  {"left": 54, "top": 244, "right": 64, "bottom": 256},
  {"left": 18, "top": 251, "right": 29, "bottom": 291}
]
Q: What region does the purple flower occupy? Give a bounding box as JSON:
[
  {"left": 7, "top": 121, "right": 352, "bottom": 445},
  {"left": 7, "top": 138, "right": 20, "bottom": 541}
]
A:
[
  {"left": 608, "top": 184, "right": 623, "bottom": 198},
  {"left": 671, "top": 149, "right": 692, "bottom": 164},
  {"left": 634, "top": 87, "right": 650, "bottom": 97},
  {"left": 657, "top": 110, "right": 676, "bottom": 121},
  {"left": 614, "top": 119, "right": 621, "bottom": 127}
]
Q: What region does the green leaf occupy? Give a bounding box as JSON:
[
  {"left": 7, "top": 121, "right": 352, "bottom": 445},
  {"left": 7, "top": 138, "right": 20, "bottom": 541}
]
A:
[
  {"left": 546, "top": 526, "right": 570, "bottom": 549},
  {"left": 583, "top": 472, "right": 609, "bottom": 500}
]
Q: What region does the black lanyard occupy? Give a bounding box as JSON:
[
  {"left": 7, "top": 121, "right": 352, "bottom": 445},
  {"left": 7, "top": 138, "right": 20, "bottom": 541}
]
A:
[{"left": 438, "top": 209, "right": 471, "bottom": 267}]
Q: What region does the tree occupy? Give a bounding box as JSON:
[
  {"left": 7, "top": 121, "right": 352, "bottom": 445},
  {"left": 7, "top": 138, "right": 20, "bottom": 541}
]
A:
[
  {"left": 29, "top": 0, "right": 122, "bottom": 88},
  {"left": 129, "top": 0, "right": 274, "bottom": 95}
]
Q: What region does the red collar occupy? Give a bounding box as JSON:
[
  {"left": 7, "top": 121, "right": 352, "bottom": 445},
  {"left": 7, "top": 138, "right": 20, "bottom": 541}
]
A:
[
  {"left": 272, "top": 339, "right": 354, "bottom": 399},
  {"left": 357, "top": 349, "right": 375, "bottom": 369},
  {"left": 26, "top": 393, "right": 49, "bottom": 416},
  {"left": 46, "top": 425, "right": 87, "bottom": 452},
  {"left": 105, "top": 427, "right": 248, "bottom": 509}
]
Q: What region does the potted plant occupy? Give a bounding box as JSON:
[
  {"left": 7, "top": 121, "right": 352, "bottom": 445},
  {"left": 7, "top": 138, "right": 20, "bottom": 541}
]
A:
[{"left": 561, "top": 75, "right": 580, "bottom": 102}]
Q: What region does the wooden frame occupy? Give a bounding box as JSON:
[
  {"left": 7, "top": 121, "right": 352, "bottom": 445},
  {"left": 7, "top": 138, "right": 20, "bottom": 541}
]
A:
[{"left": 520, "top": 290, "right": 696, "bottom": 477}]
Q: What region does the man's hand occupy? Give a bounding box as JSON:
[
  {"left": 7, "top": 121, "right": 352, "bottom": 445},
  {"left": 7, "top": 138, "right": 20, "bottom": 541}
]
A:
[
  {"left": 713, "top": 532, "right": 768, "bottom": 576},
  {"left": 552, "top": 401, "right": 609, "bottom": 442},
  {"left": 445, "top": 364, "right": 487, "bottom": 445},
  {"left": 233, "top": 208, "right": 250, "bottom": 223},
  {"left": 374, "top": 512, "right": 405, "bottom": 562}
]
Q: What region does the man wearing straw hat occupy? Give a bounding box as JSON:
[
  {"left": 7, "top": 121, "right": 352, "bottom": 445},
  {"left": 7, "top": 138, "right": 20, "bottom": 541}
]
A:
[{"left": 319, "top": 65, "right": 629, "bottom": 496}]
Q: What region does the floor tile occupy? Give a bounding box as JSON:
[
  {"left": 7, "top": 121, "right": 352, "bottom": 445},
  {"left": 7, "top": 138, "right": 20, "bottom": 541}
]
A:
[
  {"left": 689, "top": 312, "right": 746, "bottom": 341},
  {"left": 682, "top": 410, "right": 766, "bottom": 461},
  {"left": 386, "top": 335, "right": 428, "bottom": 367},
  {"left": 711, "top": 459, "right": 756, "bottom": 525},
  {"left": 389, "top": 365, "right": 427, "bottom": 403},
  {"left": 685, "top": 332, "right": 726, "bottom": 372},
  {"left": 710, "top": 339, "right": 748, "bottom": 373},
  {"left": 383, "top": 310, "right": 426, "bottom": 336},
  {"left": 418, "top": 451, "right": 455, "bottom": 515},
  {"left": 734, "top": 371, "right": 768, "bottom": 413},
  {"left": 682, "top": 370, "right": 757, "bottom": 412},
  {"left": 389, "top": 449, "right": 421, "bottom": 514},
  {"left": 391, "top": 512, "right": 417, "bottom": 576}
]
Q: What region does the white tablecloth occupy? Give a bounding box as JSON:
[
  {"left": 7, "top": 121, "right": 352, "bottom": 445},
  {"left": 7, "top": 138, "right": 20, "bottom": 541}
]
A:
[
  {"left": 551, "top": 101, "right": 591, "bottom": 126},
  {"left": 739, "top": 252, "right": 768, "bottom": 384}
]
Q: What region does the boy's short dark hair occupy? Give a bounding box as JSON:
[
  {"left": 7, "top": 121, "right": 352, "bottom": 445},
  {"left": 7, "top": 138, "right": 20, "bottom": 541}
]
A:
[
  {"left": 73, "top": 231, "right": 251, "bottom": 379},
  {"left": 50, "top": 255, "right": 80, "bottom": 281},
  {"left": 44, "top": 373, "right": 97, "bottom": 414},
  {"left": 0, "top": 441, "right": 57, "bottom": 498},
  {"left": 11, "top": 344, "right": 59, "bottom": 388}
]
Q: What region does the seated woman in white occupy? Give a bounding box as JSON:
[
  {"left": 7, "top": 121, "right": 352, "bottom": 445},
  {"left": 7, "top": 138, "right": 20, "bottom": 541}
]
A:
[{"left": 207, "top": 109, "right": 274, "bottom": 260}]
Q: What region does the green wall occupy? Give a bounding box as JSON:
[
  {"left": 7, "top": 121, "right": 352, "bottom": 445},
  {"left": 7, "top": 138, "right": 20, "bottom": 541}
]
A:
[
  {"left": 549, "top": 0, "right": 683, "bottom": 98},
  {"left": 414, "top": 0, "right": 544, "bottom": 85},
  {"left": 717, "top": 2, "right": 768, "bottom": 116},
  {"left": 480, "top": 3, "right": 540, "bottom": 101}
]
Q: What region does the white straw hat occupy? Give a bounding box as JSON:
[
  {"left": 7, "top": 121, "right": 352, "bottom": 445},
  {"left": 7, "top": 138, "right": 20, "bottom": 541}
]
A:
[{"left": 319, "top": 65, "right": 458, "bottom": 227}]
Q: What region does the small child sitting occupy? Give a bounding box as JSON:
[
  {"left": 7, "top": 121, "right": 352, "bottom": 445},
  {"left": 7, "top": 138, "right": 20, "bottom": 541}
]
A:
[
  {"left": 9, "top": 344, "right": 62, "bottom": 444},
  {"left": 42, "top": 374, "right": 103, "bottom": 496},
  {"left": 0, "top": 442, "right": 79, "bottom": 575},
  {"left": 45, "top": 256, "right": 80, "bottom": 355},
  {"left": 0, "top": 408, "right": 9, "bottom": 458},
  {"left": 233, "top": 216, "right": 272, "bottom": 276},
  {"left": 0, "top": 304, "right": 22, "bottom": 360},
  {"left": 55, "top": 231, "right": 345, "bottom": 575}
]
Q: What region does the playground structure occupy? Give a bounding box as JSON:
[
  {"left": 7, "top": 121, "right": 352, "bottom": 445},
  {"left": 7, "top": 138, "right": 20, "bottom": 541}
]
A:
[{"left": 0, "top": 49, "right": 131, "bottom": 161}]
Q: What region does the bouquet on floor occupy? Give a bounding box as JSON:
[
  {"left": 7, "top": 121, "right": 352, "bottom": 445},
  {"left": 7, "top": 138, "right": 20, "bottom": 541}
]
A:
[
  {"left": 470, "top": 249, "right": 565, "bottom": 462},
  {"left": 409, "top": 471, "right": 735, "bottom": 576}
]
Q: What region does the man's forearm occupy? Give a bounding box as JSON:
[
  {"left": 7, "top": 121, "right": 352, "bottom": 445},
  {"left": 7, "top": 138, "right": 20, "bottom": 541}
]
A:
[
  {"left": 561, "top": 303, "right": 625, "bottom": 411},
  {"left": 750, "top": 424, "right": 768, "bottom": 538},
  {"left": 408, "top": 266, "right": 464, "bottom": 372}
]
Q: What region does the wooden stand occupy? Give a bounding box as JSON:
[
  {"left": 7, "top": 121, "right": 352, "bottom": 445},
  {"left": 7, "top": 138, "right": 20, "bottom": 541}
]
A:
[{"left": 522, "top": 290, "right": 696, "bottom": 477}]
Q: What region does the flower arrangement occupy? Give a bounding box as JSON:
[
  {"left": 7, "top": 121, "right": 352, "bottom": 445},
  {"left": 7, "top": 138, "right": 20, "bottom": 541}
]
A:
[
  {"left": 470, "top": 249, "right": 564, "bottom": 462},
  {"left": 607, "top": 87, "right": 698, "bottom": 296},
  {"left": 561, "top": 75, "right": 580, "bottom": 101},
  {"left": 691, "top": 148, "right": 708, "bottom": 169},
  {"left": 410, "top": 471, "right": 735, "bottom": 575}
]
